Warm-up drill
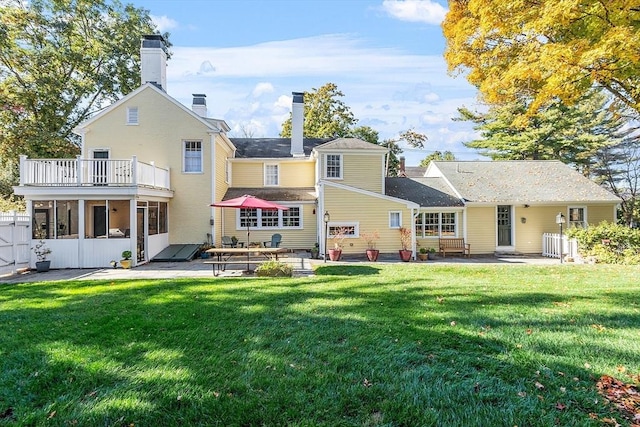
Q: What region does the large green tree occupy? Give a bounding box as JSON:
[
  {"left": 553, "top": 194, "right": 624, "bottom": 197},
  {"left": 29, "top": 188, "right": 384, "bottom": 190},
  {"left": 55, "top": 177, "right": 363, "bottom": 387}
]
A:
[
  {"left": 443, "top": 0, "right": 640, "bottom": 117},
  {"left": 280, "top": 83, "right": 427, "bottom": 176},
  {"left": 455, "top": 91, "right": 624, "bottom": 176},
  {"left": 0, "top": 0, "right": 167, "bottom": 171},
  {"left": 419, "top": 151, "right": 456, "bottom": 166},
  {"left": 280, "top": 83, "right": 357, "bottom": 138}
]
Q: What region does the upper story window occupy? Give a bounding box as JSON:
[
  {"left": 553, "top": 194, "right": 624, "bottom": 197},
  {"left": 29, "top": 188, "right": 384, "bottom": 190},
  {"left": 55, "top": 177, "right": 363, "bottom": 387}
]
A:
[
  {"left": 264, "top": 164, "right": 279, "bottom": 186},
  {"left": 568, "top": 207, "right": 586, "bottom": 228},
  {"left": 183, "top": 140, "right": 202, "bottom": 173},
  {"left": 127, "top": 107, "right": 138, "bottom": 125},
  {"left": 325, "top": 154, "right": 342, "bottom": 179}
]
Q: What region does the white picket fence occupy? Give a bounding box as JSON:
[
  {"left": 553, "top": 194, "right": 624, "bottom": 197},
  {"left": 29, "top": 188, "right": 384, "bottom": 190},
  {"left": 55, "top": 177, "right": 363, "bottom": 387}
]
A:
[
  {"left": 0, "top": 211, "right": 31, "bottom": 276},
  {"left": 542, "top": 233, "right": 578, "bottom": 259}
]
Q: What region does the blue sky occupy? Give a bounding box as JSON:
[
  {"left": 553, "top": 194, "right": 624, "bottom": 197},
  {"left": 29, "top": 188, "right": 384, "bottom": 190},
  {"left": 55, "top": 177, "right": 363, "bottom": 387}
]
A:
[{"left": 128, "top": 0, "right": 482, "bottom": 165}]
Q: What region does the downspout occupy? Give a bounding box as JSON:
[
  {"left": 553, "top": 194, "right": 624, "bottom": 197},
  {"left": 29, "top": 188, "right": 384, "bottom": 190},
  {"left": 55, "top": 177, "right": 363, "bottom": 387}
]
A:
[
  {"left": 209, "top": 131, "right": 219, "bottom": 243},
  {"left": 412, "top": 208, "right": 419, "bottom": 260}
]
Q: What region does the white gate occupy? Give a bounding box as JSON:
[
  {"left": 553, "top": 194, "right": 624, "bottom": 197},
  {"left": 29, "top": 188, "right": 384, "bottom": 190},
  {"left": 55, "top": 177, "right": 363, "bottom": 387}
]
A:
[
  {"left": 0, "top": 211, "right": 31, "bottom": 276},
  {"left": 542, "top": 233, "right": 578, "bottom": 259}
]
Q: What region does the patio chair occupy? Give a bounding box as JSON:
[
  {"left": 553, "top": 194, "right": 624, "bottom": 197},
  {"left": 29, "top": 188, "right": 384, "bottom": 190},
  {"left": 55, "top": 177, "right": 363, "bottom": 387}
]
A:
[
  {"left": 221, "top": 236, "right": 244, "bottom": 248},
  {"left": 263, "top": 233, "right": 282, "bottom": 248}
]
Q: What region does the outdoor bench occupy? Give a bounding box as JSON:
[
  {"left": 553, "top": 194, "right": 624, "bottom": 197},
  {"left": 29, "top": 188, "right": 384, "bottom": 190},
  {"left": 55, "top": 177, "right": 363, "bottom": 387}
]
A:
[{"left": 439, "top": 238, "right": 471, "bottom": 258}]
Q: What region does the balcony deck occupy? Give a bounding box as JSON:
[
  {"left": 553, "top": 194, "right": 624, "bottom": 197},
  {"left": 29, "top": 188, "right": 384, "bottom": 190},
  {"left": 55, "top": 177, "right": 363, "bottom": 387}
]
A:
[{"left": 18, "top": 155, "right": 170, "bottom": 190}]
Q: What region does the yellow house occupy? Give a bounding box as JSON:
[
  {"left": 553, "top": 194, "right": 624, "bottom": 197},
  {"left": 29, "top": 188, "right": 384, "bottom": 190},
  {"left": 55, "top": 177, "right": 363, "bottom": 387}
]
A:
[{"left": 13, "top": 35, "right": 621, "bottom": 269}]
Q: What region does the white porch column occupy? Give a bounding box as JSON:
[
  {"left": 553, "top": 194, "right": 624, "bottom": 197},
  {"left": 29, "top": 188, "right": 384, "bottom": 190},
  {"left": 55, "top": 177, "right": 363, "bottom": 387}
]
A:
[
  {"left": 78, "top": 200, "right": 85, "bottom": 268},
  {"left": 130, "top": 199, "right": 137, "bottom": 265}
]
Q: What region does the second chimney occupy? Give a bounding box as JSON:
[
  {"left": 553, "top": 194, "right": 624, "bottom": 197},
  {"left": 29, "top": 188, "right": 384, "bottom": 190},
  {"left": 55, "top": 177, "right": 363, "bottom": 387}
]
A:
[
  {"left": 291, "top": 92, "right": 304, "bottom": 157},
  {"left": 192, "top": 94, "right": 207, "bottom": 117}
]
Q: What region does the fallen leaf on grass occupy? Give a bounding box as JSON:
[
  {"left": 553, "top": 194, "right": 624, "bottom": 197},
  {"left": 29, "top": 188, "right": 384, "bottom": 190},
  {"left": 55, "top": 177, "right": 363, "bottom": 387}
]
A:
[
  {"left": 48, "top": 411, "right": 56, "bottom": 419},
  {"left": 450, "top": 321, "right": 456, "bottom": 327},
  {"left": 363, "top": 378, "right": 372, "bottom": 387},
  {"left": 596, "top": 374, "right": 640, "bottom": 425},
  {"left": 555, "top": 402, "right": 566, "bottom": 410},
  {"left": 535, "top": 381, "right": 545, "bottom": 390},
  {"left": 526, "top": 329, "right": 533, "bottom": 335},
  {"left": 517, "top": 391, "right": 527, "bottom": 398},
  {"left": 591, "top": 324, "right": 606, "bottom": 332}
]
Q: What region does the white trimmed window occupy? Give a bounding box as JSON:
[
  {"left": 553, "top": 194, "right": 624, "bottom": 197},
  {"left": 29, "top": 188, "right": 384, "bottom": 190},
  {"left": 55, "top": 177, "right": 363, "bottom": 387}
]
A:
[
  {"left": 389, "top": 211, "right": 402, "bottom": 229},
  {"left": 183, "top": 140, "right": 202, "bottom": 173},
  {"left": 568, "top": 207, "right": 586, "bottom": 228},
  {"left": 415, "top": 212, "right": 457, "bottom": 237},
  {"left": 264, "top": 164, "right": 279, "bottom": 186},
  {"left": 328, "top": 223, "right": 358, "bottom": 238},
  {"left": 127, "top": 107, "right": 138, "bottom": 125},
  {"left": 238, "top": 206, "right": 302, "bottom": 229},
  {"left": 325, "top": 154, "right": 342, "bottom": 179}
]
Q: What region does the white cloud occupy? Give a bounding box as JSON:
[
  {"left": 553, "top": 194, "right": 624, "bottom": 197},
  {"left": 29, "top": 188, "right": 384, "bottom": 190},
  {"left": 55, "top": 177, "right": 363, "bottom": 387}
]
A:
[
  {"left": 381, "top": 0, "right": 447, "bottom": 25},
  {"left": 162, "top": 34, "right": 479, "bottom": 162},
  {"left": 252, "top": 82, "right": 274, "bottom": 98},
  {"left": 150, "top": 14, "right": 179, "bottom": 32}
]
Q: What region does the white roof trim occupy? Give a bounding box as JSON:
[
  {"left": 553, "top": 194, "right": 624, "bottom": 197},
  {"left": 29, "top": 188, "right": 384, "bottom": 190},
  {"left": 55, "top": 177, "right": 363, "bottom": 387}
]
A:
[{"left": 73, "top": 83, "right": 230, "bottom": 135}]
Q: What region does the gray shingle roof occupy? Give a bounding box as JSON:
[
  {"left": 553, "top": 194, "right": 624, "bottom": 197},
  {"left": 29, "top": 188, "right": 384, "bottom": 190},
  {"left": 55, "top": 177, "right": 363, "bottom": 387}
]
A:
[
  {"left": 404, "top": 166, "right": 427, "bottom": 178},
  {"left": 230, "top": 138, "right": 331, "bottom": 158},
  {"left": 432, "top": 160, "right": 620, "bottom": 203},
  {"left": 316, "top": 138, "right": 388, "bottom": 151},
  {"left": 222, "top": 187, "right": 317, "bottom": 202},
  {"left": 386, "top": 177, "right": 463, "bottom": 207}
]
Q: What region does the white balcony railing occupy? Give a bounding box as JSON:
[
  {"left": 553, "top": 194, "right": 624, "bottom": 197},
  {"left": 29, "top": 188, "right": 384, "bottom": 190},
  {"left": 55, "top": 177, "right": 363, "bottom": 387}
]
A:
[{"left": 18, "top": 155, "right": 170, "bottom": 190}]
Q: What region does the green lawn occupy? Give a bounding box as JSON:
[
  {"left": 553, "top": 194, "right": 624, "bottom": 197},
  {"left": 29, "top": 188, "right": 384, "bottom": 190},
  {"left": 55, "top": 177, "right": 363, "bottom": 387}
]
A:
[{"left": 1, "top": 264, "right": 639, "bottom": 426}]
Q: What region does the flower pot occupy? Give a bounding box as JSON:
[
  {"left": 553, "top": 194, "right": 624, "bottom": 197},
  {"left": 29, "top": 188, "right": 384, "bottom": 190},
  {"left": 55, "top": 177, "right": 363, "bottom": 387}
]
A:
[
  {"left": 35, "top": 260, "right": 51, "bottom": 272},
  {"left": 328, "top": 248, "right": 342, "bottom": 261},
  {"left": 428, "top": 252, "right": 436, "bottom": 260},
  {"left": 120, "top": 259, "right": 132, "bottom": 269},
  {"left": 418, "top": 253, "right": 428, "bottom": 261},
  {"left": 399, "top": 249, "right": 412, "bottom": 262},
  {"left": 366, "top": 249, "right": 379, "bottom": 262}
]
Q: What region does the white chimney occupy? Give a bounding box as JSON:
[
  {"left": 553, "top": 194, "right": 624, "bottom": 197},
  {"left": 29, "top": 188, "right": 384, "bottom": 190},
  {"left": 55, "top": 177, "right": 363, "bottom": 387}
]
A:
[
  {"left": 291, "top": 92, "right": 304, "bottom": 157},
  {"left": 140, "top": 34, "right": 167, "bottom": 91},
  {"left": 192, "top": 94, "right": 207, "bottom": 117}
]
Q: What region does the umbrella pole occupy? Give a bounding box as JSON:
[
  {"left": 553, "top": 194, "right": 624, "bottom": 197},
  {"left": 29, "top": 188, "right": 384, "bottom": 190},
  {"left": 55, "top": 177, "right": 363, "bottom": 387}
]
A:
[{"left": 246, "top": 224, "right": 250, "bottom": 273}]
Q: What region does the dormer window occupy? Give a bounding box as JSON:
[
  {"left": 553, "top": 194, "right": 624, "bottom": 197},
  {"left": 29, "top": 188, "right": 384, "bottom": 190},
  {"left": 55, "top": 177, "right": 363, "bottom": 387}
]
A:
[
  {"left": 127, "top": 107, "right": 138, "bottom": 125},
  {"left": 264, "top": 164, "right": 279, "bottom": 186},
  {"left": 325, "top": 154, "right": 342, "bottom": 179}
]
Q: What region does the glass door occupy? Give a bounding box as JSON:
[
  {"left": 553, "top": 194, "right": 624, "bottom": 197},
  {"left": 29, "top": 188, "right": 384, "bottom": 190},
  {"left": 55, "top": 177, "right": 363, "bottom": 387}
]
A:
[
  {"left": 497, "top": 205, "right": 512, "bottom": 246},
  {"left": 136, "top": 207, "right": 146, "bottom": 262}
]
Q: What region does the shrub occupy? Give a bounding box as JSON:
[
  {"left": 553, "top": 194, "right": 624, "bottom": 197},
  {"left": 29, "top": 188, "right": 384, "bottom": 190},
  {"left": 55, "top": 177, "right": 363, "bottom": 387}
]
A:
[
  {"left": 566, "top": 221, "right": 640, "bottom": 264},
  {"left": 255, "top": 260, "right": 293, "bottom": 277}
]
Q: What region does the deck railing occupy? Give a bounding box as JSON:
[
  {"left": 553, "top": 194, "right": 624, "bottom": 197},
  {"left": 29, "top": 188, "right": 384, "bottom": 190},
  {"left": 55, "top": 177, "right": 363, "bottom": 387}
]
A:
[{"left": 18, "top": 155, "right": 170, "bottom": 190}]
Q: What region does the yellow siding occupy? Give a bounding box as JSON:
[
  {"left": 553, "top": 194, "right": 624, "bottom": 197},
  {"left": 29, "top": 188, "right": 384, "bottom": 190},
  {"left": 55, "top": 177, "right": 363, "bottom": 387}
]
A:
[
  {"left": 324, "top": 185, "right": 411, "bottom": 254},
  {"left": 219, "top": 202, "right": 317, "bottom": 250},
  {"left": 514, "top": 206, "right": 560, "bottom": 253},
  {"left": 587, "top": 205, "right": 617, "bottom": 225},
  {"left": 280, "top": 161, "right": 315, "bottom": 187},
  {"left": 84, "top": 87, "right": 214, "bottom": 244},
  {"left": 231, "top": 162, "right": 263, "bottom": 187},
  {"left": 319, "top": 152, "right": 385, "bottom": 194},
  {"left": 231, "top": 160, "right": 316, "bottom": 188},
  {"left": 466, "top": 207, "right": 496, "bottom": 254},
  {"left": 213, "top": 136, "right": 233, "bottom": 246}
]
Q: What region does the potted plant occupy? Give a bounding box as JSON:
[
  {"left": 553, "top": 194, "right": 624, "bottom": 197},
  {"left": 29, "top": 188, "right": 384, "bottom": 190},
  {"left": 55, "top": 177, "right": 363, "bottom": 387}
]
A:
[
  {"left": 32, "top": 239, "right": 52, "bottom": 272},
  {"left": 328, "top": 227, "right": 347, "bottom": 261},
  {"left": 398, "top": 227, "right": 412, "bottom": 262},
  {"left": 428, "top": 247, "right": 437, "bottom": 260},
  {"left": 310, "top": 243, "right": 320, "bottom": 259},
  {"left": 360, "top": 230, "right": 380, "bottom": 262},
  {"left": 120, "top": 250, "right": 132, "bottom": 269},
  {"left": 418, "top": 247, "right": 428, "bottom": 261}
]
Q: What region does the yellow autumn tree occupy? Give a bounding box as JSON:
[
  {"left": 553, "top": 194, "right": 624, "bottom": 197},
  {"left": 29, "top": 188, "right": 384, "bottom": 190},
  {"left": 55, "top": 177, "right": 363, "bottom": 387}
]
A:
[{"left": 443, "top": 0, "right": 640, "bottom": 117}]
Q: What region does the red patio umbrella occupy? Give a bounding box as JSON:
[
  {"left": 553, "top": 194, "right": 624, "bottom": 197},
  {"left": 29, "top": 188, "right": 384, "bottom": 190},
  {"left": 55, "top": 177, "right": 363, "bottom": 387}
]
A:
[{"left": 211, "top": 195, "right": 289, "bottom": 272}]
